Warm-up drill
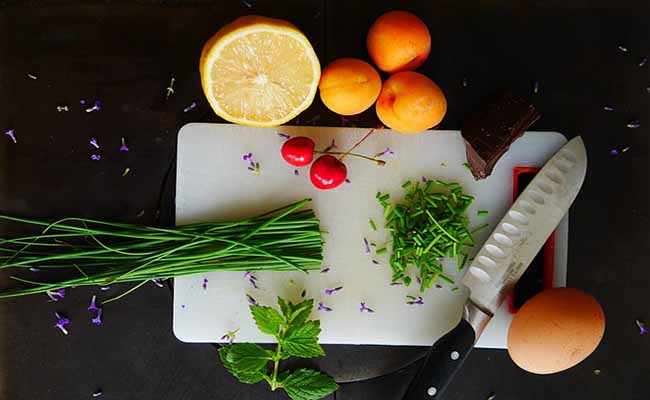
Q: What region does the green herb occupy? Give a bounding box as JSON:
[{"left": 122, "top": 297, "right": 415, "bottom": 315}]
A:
[
  {"left": 219, "top": 297, "right": 338, "bottom": 400},
  {"left": 477, "top": 210, "right": 489, "bottom": 217},
  {"left": 462, "top": 162, "right": 471, "bottom": 171},
  {"left": 377, "top": 180, "right": 485, "bottom": 292},
  {"left": 369, "top": 219, "right": 377, "bottom": 231},
  {"left": 0, "top": 199, "right": 322, "bottom": 301}
]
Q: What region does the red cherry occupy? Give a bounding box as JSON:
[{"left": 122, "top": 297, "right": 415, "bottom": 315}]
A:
[
  {"left": 281, "top": 137, "right": 315, "bottom": 167},
  {"left": 310, "top": 155, "right": 348, "bottom": 190}
]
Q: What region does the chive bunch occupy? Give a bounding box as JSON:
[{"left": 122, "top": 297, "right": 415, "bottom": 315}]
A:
[
  {"left": 0, "top": 199, "right": 322, "bottom": 300},
  {"left": 377, "top": 180, "right": 486, "bottom": 292}
]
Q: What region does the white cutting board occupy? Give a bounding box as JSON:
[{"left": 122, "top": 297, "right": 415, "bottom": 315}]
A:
[{"left": 173, "top": 123, "right": 567, "bottom": 348}]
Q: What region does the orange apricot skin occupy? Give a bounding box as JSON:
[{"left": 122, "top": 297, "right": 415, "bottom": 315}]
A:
[{"left": 319, "top": 58, "right": 382, "bottom": 116}]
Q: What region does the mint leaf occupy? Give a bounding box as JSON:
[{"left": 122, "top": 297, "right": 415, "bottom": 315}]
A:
[
  {"left": 250, "top": 305, "right": 284, "bottom": 336},
  {"left": 218, "top": 343, "right": 273, "bottom": 377},
  {"left": 282, "top": 368, "right": 338, "bottom": 400},
  {"left": 278, "top": 297, "right": 291, "bottom": 319},
  {"left": 287, "top": 299, "right": 314, "bottom": 326},
  {"left": 281, "top": 320, "right": 325, "bottom": 358},
  {"left": 218, "top": 346, "right": 267, "bottom": 383}
]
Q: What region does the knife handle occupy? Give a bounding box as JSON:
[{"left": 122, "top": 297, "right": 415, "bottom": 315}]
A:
[{"left": 402, "top": 318, "right": 476, "bottom": 400}]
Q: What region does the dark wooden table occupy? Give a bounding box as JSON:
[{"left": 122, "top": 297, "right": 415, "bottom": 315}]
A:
[{"left": 0, "top": 1, "right": 648, "bottom": 399}]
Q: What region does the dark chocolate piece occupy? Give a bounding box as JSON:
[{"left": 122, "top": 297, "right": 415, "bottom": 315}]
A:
[{"left": 462, "top": 92, "right": 540, "bottom": 180}]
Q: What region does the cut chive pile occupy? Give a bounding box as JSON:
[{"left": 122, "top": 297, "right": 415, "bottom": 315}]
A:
[
  {"left": 376, "top": 180, "right": 486, "bottom": 292},
  {"left": 0, "top": 199, "right": 322, "bottom": 299}
]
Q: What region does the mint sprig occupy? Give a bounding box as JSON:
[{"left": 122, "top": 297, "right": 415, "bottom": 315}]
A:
[{"left": 218, "top": 296, "right": 338, "bottom": 400}]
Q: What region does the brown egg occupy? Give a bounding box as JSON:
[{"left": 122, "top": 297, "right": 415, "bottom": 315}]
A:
[{"left": 507, "top": 288, "right": 605, "bottom": 374}]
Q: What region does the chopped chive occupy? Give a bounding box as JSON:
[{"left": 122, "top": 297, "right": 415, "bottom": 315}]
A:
[
  {"left": 477, "top": 210, "right": 489, "bottom": 217},
  {"left": 369, "top": 219, "right": 377, "bottom": 231},
  {"left": 376, "top": 247, "right": 388, "bottom": 255}
]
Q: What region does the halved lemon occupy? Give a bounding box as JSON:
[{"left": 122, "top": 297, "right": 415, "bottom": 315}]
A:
[{"left": 200, "top": 16, "right": 321, "bottom": 127}]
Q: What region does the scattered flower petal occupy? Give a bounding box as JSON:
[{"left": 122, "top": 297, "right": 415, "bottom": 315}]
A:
[
  {"left": 80, "top": 99, "right": 86, "bottom": 105},
  {"left": 85, "top": 100, "right": 102, "bottom": 113},
  {"left": 88, "top": 295, "right": 99, "bottom": 312},
  {"left": 202, "top": 278, "right": 208, "bottom": 290},
  {"left": 89, "top": 137, "right": 100, "bottom": 149},
  {"left": 56, "top": 105, "right": 69, "bottom": 112},
  {"left": 421, "top": 176, "right": 428, "bottom": 184},
  {"left": 4, "top": 129, "right": 16, "bottom": 144},
  {"left": 320, "top": 267, "right": 330, "bottom": 273},
  {"left": 46, "top": 289, "right": 66, "bottom": 302},
  {"left": 92, "top": 390, "right": 103, "bottom": 397},
  {"left": 120, "top": 137, "right": 129, "bottom": 152},
  {"left": 220, "top": 328, "right": 240, "bottom": 344},
  {"left": 603, "top": 105, "right": 614, "bottom": 111},
  {"left": 533, "top": 81, "right": 540, "bottom": 94},
  {"left": 461, "top": 77, "right": 468, "bottom": 88},
  {"left": 183, "top": 101, "right": 197, "bottom": 113},
  {"left": 593, "top": 369, "right": 601, "bottom": 376},
  {"left": 166, "top": 77, "right": 175, "bottom": 99},
  {"left": 242, "top": 153, "right": 260, "bottom": 174},
  {"left": 639, "top": 56, "right": 647, "bottom": 67},
  {"left": 29, "top": 267, "right": 41, "bottom": 272},
  {"left": 91, "top": 308, "right": 103, "bottom": 326},
  {"left": 294, "top": 169, "right": 299, "bottom": 176},
  {"left": 374, "top": 148, "right": 394, "bottom": 158},
  {"left": 618, "top": 44, "right": 628, "bottom": 52},
  {"left": 345, "top": 178, "right": 351, "bottom": 184},
  {"left": 91, "top": 154, "right": 101, "bottom": 161},
  {"left": 627, "top": 119, "right": 641, "bottom": 129},
  {"left": 54, "top": 312, "right": 70, "bottom": 335},
  {"left": 406, "top": 296, "right": 424, "bottom": 305},
  {"left": 27, "top": 73, "right": 38, "bottom": 80},
  {"left": 487, "top": 394, "right": 497, "bottom": 400},
  {"left": 277, "top": 132, "right": 291, "bottom": 140},
  {"left": 363, "top": 238, "right": 370, "bottom": 255},
  {"left": 151, "top": 279, "right": 165, "bottom": 288},
  {"left": 241, "top": 0, "right": 253, "bottom": 7},
  {"left": 390, "top": 282, "right": 403, "bottom": 286},
  {"left": 301, "top": 289, "right": 306, "bottom": 298},
  {"left": 246, "top": 294, "right": 258, "bottom": 306},
  {"left": 100, "top": 286, "right": 111, "bottom": 291},
  {"left": 636, "top": 319, "right": 648, "bottom": 335},
  {"left": 360, "top": 302, "right": 374, "bottom": 313},
  {"left": 325, "top": 286, "right": 343, "bottom": 296},
  {"left": 318, "top": 302, "right": 333, "bottom": 312},
  {"left": 372, "top": 260, "right": 380, "bottom": 265},
  {"left": 622, "top": 146, "right": 630, "bottom": 153},
  {"left": 122, "top": 167, "right": 131, "bottom": 177},
  {"left": 135, "top": 210, "right": 145, "bottom": 218},
  {"left": 323, "top": 139, "right": 337, "bottom": 152},
  {"left": 610, "top": 149, "right": 619, "bottom": 155}
]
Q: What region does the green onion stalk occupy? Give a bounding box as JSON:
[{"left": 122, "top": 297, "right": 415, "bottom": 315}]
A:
[{"left": 0, "top": 199, "right": 323, "bottom": 301}]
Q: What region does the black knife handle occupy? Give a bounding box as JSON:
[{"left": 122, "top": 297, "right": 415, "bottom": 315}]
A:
[{"left": 402, "top": 318, "right": 476, "bottom": 400}]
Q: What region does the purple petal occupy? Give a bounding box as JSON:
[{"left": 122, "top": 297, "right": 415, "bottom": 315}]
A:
[
  {"left": 320, "top": 267, "right": 330, "bottom": 273},
  {"left": 120, "top": 137, "right": 129, "bottom": 152},
  {"left": 91, "top": 308, "right": 103, "bottom": 326},
  {"left": 89, "top": 137, "right": 99, "bottom": 149},
  {"left": 54, "top": 312, "right": 70, "bottom": 335},
  {"left": 246, "top": 294, "right": 258, "bottom": 306},
  {"left": 242, "top": 152, "right": 252, "bottom": 161},
  {"left": 88, "top": 295, "right": 99, "bottom": 312},
  {"left": 202, "top": 278, "right": 208, "bottom": 290},
  {"left": 360, "top": 302, "right": 375, "bottom": 313},
  {"left": 627, "top": 119, "right": 641, "bottom": 129},
  {"left": 603, "top": 105, "right": 614, "bottom": 111},
  {"left": 91, "top": 154, "right": 101, "bottom": 161},
  {"left": 363, "top": 238, "right": 371, "bottom": 255},
  {"left": 407, "top": 296, "right": 424, "bottom": 305},
  {"left": 277, "top": 133, "right": 291, "bottom": 140},
  {"left": 4, "top": 129, "right": 16, "bottom": 144},
  {"left": 92, "top": 391, "right": 103, "bottom": 398},
  {"left": 610, "top": 149, "right": 619, "bottom": 155},
  {"left": 636, "top": 319, "right": 648, "bottom": 335},
  {"left": 325, "top": 286, "right": 343, "bottom": 296},
  {"left": 374, "top": 148, "right": 395, "bottom": 158},
  {"left": 183, "top": 101, "right": 197, "bottom": 113},
  {"left": 318, "top": 301, "right": 333, "bottom": 312}
]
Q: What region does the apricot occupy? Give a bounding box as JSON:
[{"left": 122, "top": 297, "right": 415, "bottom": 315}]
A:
[
  {"left": 375, "top": 71, "right": 447, "bottom": 134},
  {"left": 367, "top": 11, "right": 431, "bottom": 73},
  {"left": 318, "top": 58, "right": 382, "bottom": 115}
]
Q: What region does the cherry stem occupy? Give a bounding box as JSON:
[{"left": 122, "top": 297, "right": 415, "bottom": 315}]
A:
[
  {"left": 316, "top": 150, "right": 386, "bottom": 165},
  {"left": 337, "top": 128, "right": 377, "bottom": 162}
]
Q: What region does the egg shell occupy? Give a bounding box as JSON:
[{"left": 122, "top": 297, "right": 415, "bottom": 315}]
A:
[{"left": 507, "top": 287, "right": 605, "bottom": 374}]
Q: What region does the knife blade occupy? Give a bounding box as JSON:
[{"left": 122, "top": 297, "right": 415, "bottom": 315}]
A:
[{"left": 403, "top": 136, "right": 587, "bottom": 400}]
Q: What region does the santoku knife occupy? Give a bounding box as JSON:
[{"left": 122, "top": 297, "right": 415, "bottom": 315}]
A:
[{"left": 403, "top": 136, "right": 588, "bottom": 399}]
